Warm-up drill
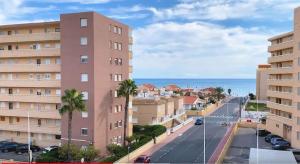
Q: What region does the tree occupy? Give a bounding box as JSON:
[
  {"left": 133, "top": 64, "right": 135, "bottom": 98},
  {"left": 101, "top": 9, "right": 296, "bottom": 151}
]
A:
[
  {"left": 59, "top": 89, "right": 86, "bottom": 161},
  {"left": 249, "top": 93, "right": 256, "bottom": 100},
  {"left": 117, "top": 79, "right": 138, "bottom": 146},
  {"left": 215, "top": 87, "right": 224, "bottom": 101},
  {"left": 79, "top": 145, "right": 99, "bottom": 162},
  {"left": 227, "top": 88, "right": 232, "bottom": 95}
]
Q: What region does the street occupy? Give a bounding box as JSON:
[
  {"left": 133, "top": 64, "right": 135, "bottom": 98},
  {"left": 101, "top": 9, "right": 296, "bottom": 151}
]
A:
[{"left": 150, "top": 97, "right": 242, "bottom": 163}]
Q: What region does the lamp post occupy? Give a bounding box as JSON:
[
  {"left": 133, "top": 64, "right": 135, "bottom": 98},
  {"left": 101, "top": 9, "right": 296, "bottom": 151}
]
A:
[{"left": 27, "top": 110, "right": 32, "bottom": 163}]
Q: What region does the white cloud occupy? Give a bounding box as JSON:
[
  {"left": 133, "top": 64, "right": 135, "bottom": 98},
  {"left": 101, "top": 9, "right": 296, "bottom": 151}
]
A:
[
  {"left": 133, "top": 21, "right": 271, "bottom": 78},
  {"left": 0, "top": 0, "right": 56, "bottom": 24},
  {"left": 28, "top": 0, "right": 113, "bottom": 4},
  {"left": 122, "top": 0, "right": 300, "bottom": 21}
]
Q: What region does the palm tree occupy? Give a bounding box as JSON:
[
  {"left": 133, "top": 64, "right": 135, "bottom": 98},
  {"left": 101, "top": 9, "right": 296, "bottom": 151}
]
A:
[
  {"left": 227, "top": 88, "right": 232, "bottom": 95},
  {"left": 215, "top": 87, "right": 224, "bottom": 101},
  {"left": 59, "top": 89, "right": 86, "bottom": 161},
  {"left": 117, "top": 79, "right": 137, "bottom": 146}
]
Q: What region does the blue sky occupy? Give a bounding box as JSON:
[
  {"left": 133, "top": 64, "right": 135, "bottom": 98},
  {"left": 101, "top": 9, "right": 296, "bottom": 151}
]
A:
[{"left": 1, "top": 0, "right": 300, "bottom": 79}]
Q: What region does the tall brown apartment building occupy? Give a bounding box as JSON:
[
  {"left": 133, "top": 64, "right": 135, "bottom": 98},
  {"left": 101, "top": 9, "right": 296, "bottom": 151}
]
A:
[
  {"left": 0, "top": 12, "right": 133, "bottom": 152},
  {"left": 266, "top": 7, "right": 300, "bottom": 148}
]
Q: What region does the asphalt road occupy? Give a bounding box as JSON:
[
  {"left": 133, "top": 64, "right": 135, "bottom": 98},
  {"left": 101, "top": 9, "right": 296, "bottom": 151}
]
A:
[{"left": 150, "top": 97, "right": 242, "bottom": 163}]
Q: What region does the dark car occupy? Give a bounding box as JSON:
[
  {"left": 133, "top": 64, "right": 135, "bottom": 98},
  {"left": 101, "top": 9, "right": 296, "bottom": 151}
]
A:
[
  {"left": 271, "top": 137, "right": 286, "bottom": 145},
  {"left": 134, "top": 155, "right": 151, "bottom": 163},
  {"left": 272, "top": 141, "right": 291, "bottom": 150},
  {"left": 0, "top": 142, "right": 20, "bottom": 153},
  {"left": 0, "top": 141, "right": 10, "bottom": 147},
  {"left": 256, "top": 129, "right": 270, "bottom": 137},
  {"left": 265, "top": 134, "right": 281, "bottom": 143},
  {"left": 194, "top": 118, "right": 203, "bottom": 125},
  {"left": 15, "top": 144, "right": 41, "bottom": 154}
]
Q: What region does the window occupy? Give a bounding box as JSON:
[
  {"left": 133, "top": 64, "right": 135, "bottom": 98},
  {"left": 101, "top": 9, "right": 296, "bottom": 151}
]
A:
[
  {"left": 114, "top": 90, "right": 118, "bottom": 98},
  {"left": 55, "top": 28, "right": 60, "bottom": 32},
  {"left": 44, "top": 73, "right": 51, "bottom": 80},
  {"left": 298, "top": 132, "right": 300, "bottom": 140},
  {"left": 0, "top": 116, "right": 5, "bottom": 121},
  {"left": 81, "top": 74, "right": 88, "bottom": 82},
  {"left": 118, "top": 43, "right": 122, "bottom": 51},
  {"left": 56, "top": 90, "right": 61, "bottom": 96},
  {"left": 114, "top": 74, "right": 118, "bottom": 81},
  {"left": 55, "top": 58, "right": 61, "bottom": 64},
  {"left": 8, "top": 102, "right": 13, "bottom": 110},
  {"left": 17, "top": 132, "right": 20, "bottom": 136},
  {"left": 80, "top": 55, "right": 88, "bottom": 63},
  {"left": 298, "top": 102, "right": 300, "bottom": 110},
  {"left": 44, "top": 59, "right": 51, "bottom": 65},
  {"left": 81, "top": 128, "right": 88, "bottom": 136},
  {"left": 82, "top": 112, "right": 88, "bottom": 118},
  {"left": 56, "top": 73, "right": 61, "bottom": 80},
  {"left": 114, "top": 42, "right": 118, "bottom": 50},
  {"left": 38, "top": 119, "right": 42, "bottom": 126},
  {"left": 45, "top": 89, "right": 51, "bottom": 95},
  {"left": 118, "top": 27, "right": 122, "bottom": 35},
  {"left": 82, "top": 91, "right": 88, "bottom": 100},
  {"left": 298, "top": 72, "right": 300, "bottom": 80},
  {"left": 118, "top": 74, "right": 122, "bottom": 81},
  {"left": 118, "top": 58, "right": 122, "bottom": 65},
  {"left": 16, "top": 117, "right": 20, "bottom": 122},
  {"left": 113, "top": 26, "right": 117, "bottom": 33},
  {"left": 297, "top": 117, "right": 300, "bottom": 125},
  {"left": 80, "top": 18, "right": 88, "bottom": 27},
  {"left": 276, "top": 124, "right": 279, "bottom": 128},
  {"left": 129, "top": 45, "right": 132, "bottom": 51},
  {"left": 80, "top": 37, "right": 88, "bottom": 45}
]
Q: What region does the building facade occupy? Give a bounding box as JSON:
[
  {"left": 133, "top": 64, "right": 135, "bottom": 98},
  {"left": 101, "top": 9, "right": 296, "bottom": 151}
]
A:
[
  {"left": 0, "top": 12, "right": 132, "bottom": 152},
  {"left": 256, "top": 64, "right": 271, "bottom": 101},
  {"left": 266, "top": 7, "right": 300, "bottom": 148}
]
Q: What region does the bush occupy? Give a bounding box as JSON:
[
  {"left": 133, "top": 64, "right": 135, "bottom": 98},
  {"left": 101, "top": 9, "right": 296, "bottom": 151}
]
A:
[
  {"left": 133, "top": 125, "right": 166, "bottom": 137},
  {"left": 36, "top": 144, "right": 99, "bottom": 162},
  {"left": 190, "top": 107, "right": 197, "bottom": 110},
  {"left": 80, "top": 145, "right": 100, "bottom": 162}
]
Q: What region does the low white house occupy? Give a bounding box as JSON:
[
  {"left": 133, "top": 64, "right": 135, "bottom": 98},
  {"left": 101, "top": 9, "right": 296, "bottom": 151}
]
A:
[{"left": 183, "top": 96, "right": 205, "bottom": 110}]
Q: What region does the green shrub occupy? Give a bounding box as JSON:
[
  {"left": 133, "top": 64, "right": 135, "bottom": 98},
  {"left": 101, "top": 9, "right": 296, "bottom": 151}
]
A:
[
  {"left": 79, "top": 145, "right": 99, "bottom": 162},
  {"left": 190, "top": 107, "right": 197, "bottom": 110}
]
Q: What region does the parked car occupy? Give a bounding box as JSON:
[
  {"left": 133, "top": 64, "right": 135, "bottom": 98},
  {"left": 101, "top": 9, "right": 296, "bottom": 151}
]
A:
[
  {"left": 0, "top": 141, "right": 10, "bottom": 147},
  {"left": 15, "top": 144, "right": 41, "bottom": 154},
  {"left": 42, "top": 145, "right": 59, "bottom": 154},
  {"left": 271, "top": 137, "right": 286, "bottom": 145},
  {"left": 272, "top": 141, "right": 291, "bottom": 150},
  {"left": 134, "top": 155, "right": 151, "bottom": 163},
  {"left": 194, "top": 118, "right": 203, "bottom": 125},
  {"left": 0, "top": 142, "right": 20, "bottom": 153},
  {"left": 256, "top": 129, "right": 270, "bottom": 137},
  {"left": 265, "top": 134, "right": 281, "bottom": 143}
]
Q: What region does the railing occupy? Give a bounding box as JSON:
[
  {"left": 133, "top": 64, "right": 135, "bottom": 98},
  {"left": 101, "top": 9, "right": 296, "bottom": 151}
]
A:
[
  {"left": 0, "top": 123, "right": 60, "bottom": 134},
  {"left": 0, "top": 32, "right": 60, "bottom": 43},
  {"left": 0, "top": 48, "right": 60, "bottom": 57}
]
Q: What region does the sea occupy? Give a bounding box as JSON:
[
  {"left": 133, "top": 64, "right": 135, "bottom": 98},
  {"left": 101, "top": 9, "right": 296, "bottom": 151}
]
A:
[{"left": 134, "top": 79, "right": 256, "bottom": 97}]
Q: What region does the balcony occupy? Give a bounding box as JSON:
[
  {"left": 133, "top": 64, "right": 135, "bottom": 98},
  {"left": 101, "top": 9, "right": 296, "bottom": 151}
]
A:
[
  {"left": 268, "top": 54, "right": 294, "bottom": 63},
  {"left": 0, "top": 64, "right": 60, "bottom": 73},
  {"left": 0, "top": 94, "right": 61, "bottom": 103},
  {"left": 129, "top": 65, "right": 133, "bottom": 73},
  {"left": 268, "top": 67, "right": 293, "bottom": 74},
  {"left": 267, "top": 90, "right": 293, "bottom": 100},
  {"left": 268, "top": 40, "right": 294, "bottom": 52},
  {"left": 129, "top": 36, "right": 133, "bottom": 44},
  {"left": 267, "top": 101, "right": 294, "bottom": 113},
  {"left": 0, "top": 80, "right": 60, "bottom": 88},
  {"left": 0, "top": 32, "right": 60, "bottom": 43},
  {"left": 267, "top": 113, "right": 293, "bottom": 126},
  {"left": 0, "top": 123, "right": 60, "bottom": 135},
  {"left": 0, "top": 108, "right": 60, "bottom": 119},
  {"left": 129, "top": 51, "right": 133, "bottom": 59},
  {"left": 0, "top": 48, "right": 60, "bottom": 58},
  {"left": 267, "top": 79, "right": 294, "bottom": 86}
]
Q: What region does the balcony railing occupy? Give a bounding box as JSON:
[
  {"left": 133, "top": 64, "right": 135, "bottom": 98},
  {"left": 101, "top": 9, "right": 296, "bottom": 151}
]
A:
[
  {"left": 0, "top": 123, "right": 60, "bottom": 135},
  {"left": 0, "top": 48, "right": 60, "bottom": 58},
  {"left": 268, "top": 54, "right": 293, "bottom": 63},
  {"left": 268, "top": 40, "right": 294, "bottom": 52},
  {"left": 0, "top": 94, "right": 61, "bottom": 103},
  {"left": 267, "top": 90, "right": 293, "bottom": 100},
  {"left": 0, "top": 108, "right": 60, "bottom": 119},
  {"left": 267, "top": 101, "right": 294, "bottom": 112},
  {"left": 0, "top": 64, "right": 60, "bottom": 72},
  {"left": 0, "top": 79, "right": 60, "bottom": 88},
  {"left": 0, "top": 32, "right": 60, "bottom": 43}
]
